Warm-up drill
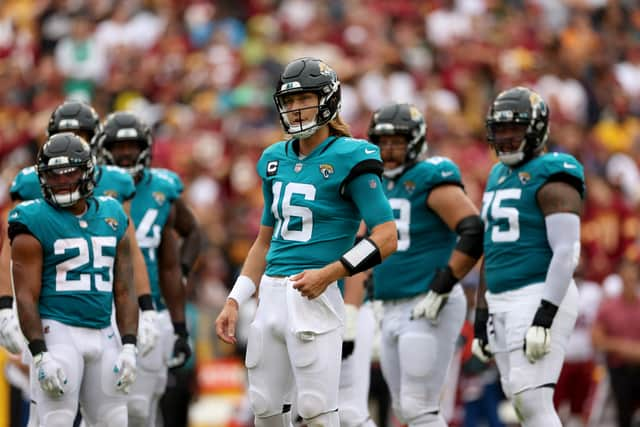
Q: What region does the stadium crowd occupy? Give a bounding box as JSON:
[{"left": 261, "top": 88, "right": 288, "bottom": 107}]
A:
[{"left": 0, "top": 0, "right": 639, "bottom": 426}]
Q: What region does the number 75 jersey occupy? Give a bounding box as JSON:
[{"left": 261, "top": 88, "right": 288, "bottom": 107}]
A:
[{"left": 481, "top": 152, "right": 585, "bottom": 294}]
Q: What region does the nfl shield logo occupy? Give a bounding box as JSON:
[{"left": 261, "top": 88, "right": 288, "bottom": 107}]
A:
[{"left": 294, "top": 163, "right": 303, "bottom": 173}]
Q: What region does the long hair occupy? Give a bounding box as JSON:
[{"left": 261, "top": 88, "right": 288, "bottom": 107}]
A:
[{"left": 328, "top": 114, "right": 352, "bottom": 137}]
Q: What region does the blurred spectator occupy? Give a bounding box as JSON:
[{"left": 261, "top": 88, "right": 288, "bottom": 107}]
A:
[{"left": 592, "top": 257, "right": 640, "bottom": 427}]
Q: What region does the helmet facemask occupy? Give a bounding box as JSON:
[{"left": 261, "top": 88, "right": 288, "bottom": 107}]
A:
[
  {"left": 368, "top": 104, "right": 427, "bottom": 179},
  {"left": 486, "top": 87, "right": 549, "bottom": 167},
  {"left": 273, "top": 58, "right": 341, "bottom": 139},
  {"left": 37, "top": 135, "right": 96, "bottom": 208}
]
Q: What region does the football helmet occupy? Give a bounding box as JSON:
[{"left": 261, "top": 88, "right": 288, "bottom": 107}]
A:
[
  {"left": 96, "top": 112, "right": 152, "bottom": 176},
  {"left": 273, "top": 57, "right": 341, "bottom": 139},
  {"left": 486, "top": 86, "right": 549, "bottom": 166},
  {"left": 47, "top": 101, "right": 101, "bottom": 147},
  {"left": 37, "top": 132, "right": 96, "bottom": 207},
  {"left": 368, "top": 103, "right": 427, "bottom": 176}
]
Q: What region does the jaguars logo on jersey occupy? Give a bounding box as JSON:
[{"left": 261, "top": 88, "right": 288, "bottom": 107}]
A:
[
  {"left": 105, "top": 217, "right": 119, "bottom": 231},
  {"left": 152, "top": 191, "right": 166, "bottom": 205},
  {"left": 319, "top": 164, "right": 334, "bottom": 179}
]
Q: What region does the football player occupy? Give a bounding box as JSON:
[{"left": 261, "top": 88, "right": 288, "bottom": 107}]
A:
[
  {"left": 472, "top": 87, "right": 584, "bottom": 427},
  {"left": 215, "top": 57, "right": 397, "bottom": 427},
  {"left": 338, "top": 271, "right": 379, "bottom": 427},
  {"left": 1, "top": 100, "right": 159, "bottom": 358},
  {"left": 365, "top": 103, "right": 484, "bottom": 426},
  {"left": 97, "top": 111, "right": 198, "bottom": 427},
  {"left": 9, "top": 133, "right": 138, "bottom": 426}
]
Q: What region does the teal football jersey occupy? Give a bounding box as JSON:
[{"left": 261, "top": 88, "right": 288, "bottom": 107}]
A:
[
  {"left": 10, "top": 164, "right": 135, "bottom": 203},
  {"left": 481, "top": 153, "right": 585, "bottom": 293},
  {"left": 373, "top": 157, "right": 463, "bottom": 300},
  {"left": 8, "top": 197, "right": 129, "bottom": 328},
  {"left": 258, "top": 136, "right": 383, "bottom": 276},
  {"left": 130, "top": 168, "right": 183, "bottom": 310}
]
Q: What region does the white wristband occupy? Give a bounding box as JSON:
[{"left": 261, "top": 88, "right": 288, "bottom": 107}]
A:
[{"left": 228, "top": 275, "right": 257, "bottom": 306}]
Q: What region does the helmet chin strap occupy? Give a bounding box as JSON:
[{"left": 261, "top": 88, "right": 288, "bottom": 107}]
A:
[
  {"left": 52, "top": 190, "right": 82, "bottom": 207},
  {"left": 497, "top": 139, "right": 526, "bottom": 166},
  {"left": 383, "top": 165, "right": 405, "bottom": 179}
]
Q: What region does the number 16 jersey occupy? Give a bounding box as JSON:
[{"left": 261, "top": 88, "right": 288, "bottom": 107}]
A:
[{"left": 257, "top": 136, "right": 384, "bottom": 277}]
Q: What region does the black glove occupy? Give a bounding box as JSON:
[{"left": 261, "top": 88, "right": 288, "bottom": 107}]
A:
[
  {"left": 341, "top": 341, "right": 355, "bottom": 360},
  {"left": 472, "top": 308, "right": 492, "bottom": 362},
  {"left": 167, "top": 322, "right": 192, "bottom": 369}
]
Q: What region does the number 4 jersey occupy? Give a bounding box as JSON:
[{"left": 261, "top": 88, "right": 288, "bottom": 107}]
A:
[
  {"left": 257, "top": 136, "right": 384, "bottom": 277},
  {"left": 130, "top": 168, "right": 183, "bottom": 310},
  {"left": 8, "top": 197, "right": 129, "bottom": 328},
  {"left": 482, "top": 152, "right": 585, "bottom": 294}
]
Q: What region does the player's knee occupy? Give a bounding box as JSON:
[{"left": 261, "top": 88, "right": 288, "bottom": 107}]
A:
[
  {"left": 339, "top": 405, "right": 365, "bottom": 427},
  {"left": 399, "top": 394, "right": 429, "bottom": 421},
  {"left": 100, "top": 405, "right": 128, "bottom": 427},
  {"left": 41, "top": 409, "right": 75, "bottom": 427},
  {"left": 127, "top": 396, "right": 151, "bottom": 423},
  {"left": 513, "top": 387, "right": 556, "bottom": 424},
  {"left": 254, "top": 413, "right": 291, "bottom": 427},
  {"left": 250, "top": 387, "right": 280, "bottom": 418},
  {"left": 305, "top": 410, "right": 340, "bottom": 427},
  {"left": 297, "top": 391, "right": 327, "bottom": 421}
]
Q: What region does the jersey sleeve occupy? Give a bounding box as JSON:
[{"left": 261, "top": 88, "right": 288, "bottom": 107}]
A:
[
  {"left": 8, "top": 201, "right": 42, "bottom": 242},
  {"left": 260, "top": 181, "right": 276, "bottom": 227},
  {"left": 542, "top": 153, "right": 585, "bottom": 198},
  {"left": 10, "top": 167, "right": 43, "bottom": 201},
  {"left": 339, "top": 140, "right": 384, "bottom": 197},
  {"left": 422, "top": 157, "right": 463, "bottom": 192},
  {"left": 163, "top": 169, "right": 184, "bottom": 196},
  {"left": 346, "top": 173, "right": 394, "bottom": 228}
]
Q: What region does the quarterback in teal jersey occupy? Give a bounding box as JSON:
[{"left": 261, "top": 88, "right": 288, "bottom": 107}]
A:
[
  {"left": 9, "top": 133, "right": 138, "bottom": 427},
  {"left": 473, "top": 87, "right": 585, "bottom": 427},
  {"left": 366, "top": 104, "right": 484, "bottom": 427},
  {"left": 216, "top": 58, "right": 397, "bottom": 427},
  {"left": 97, "top": 111, "right": 200, "bottom": 427}
]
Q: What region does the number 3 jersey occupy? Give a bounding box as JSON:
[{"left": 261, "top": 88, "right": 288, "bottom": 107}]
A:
[
  {"left": 482, "top": 152, "right": 585, "bottom": 294},
  {"left": 130, "top": 168, "right": 183, "bottom": 310},
  {"left": 257, "top": 136, "right": 385, "bottom": 277},
  {"left": 8, "top": 197, "right": 129, "bottom": 328},
  {"left": 373, "top": 157, "right": 463, "bottom": 300},
  {"left": 10, "top": 164, "right": 136, "bottom": 203}
]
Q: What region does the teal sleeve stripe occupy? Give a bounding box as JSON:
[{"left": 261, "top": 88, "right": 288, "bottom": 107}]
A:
[
  {"left": 260, "top": 180, "right": 275, "bottom": 226},
  {"left": 348, "top": 173, "right": 394, "bottom": 228}
]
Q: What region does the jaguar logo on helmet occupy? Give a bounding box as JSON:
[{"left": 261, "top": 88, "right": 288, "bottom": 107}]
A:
[{"left": 318, "top": 61, "right": 333, "bottom": 76}]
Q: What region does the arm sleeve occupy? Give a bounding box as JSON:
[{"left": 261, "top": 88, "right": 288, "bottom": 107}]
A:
[
  {"left": 260, "top": 180, "right": 275, "bottom": 227},
  {"left": 541, "top": 212, "right": 581, "bottom": 306},
  {"left": 346, "top": 173, "right": 394, "bottom": 229}
]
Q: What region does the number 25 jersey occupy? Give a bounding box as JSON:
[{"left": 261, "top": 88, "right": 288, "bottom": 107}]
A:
[
  {"left": 482, "top": 152, "right": 585, "bottom": 294},
  {"left": 8, "top": 197, "right": 129, "bottom": 328}
]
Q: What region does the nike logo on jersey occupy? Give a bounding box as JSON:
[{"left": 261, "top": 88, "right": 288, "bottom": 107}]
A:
[
  {"left": 365, "top": 148, "right": 376, "bottom": 154},
  {"left": 441, "top": 171, "right": 454, "bottom": 178},
  {"left": 563, "top": 162, "right": 576, "bottom": 169}
]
